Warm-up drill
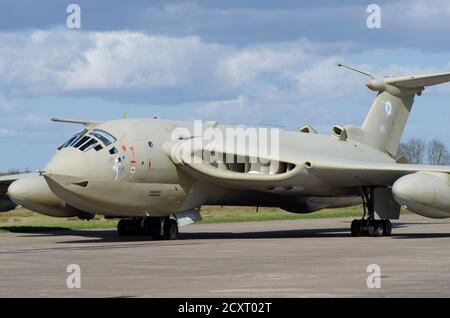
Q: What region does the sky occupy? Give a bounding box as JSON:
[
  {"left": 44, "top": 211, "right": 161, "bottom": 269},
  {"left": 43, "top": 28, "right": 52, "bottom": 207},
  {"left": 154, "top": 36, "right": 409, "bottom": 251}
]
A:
[{"left": 1, "top": 0, "right": 450, "bottom": 170}]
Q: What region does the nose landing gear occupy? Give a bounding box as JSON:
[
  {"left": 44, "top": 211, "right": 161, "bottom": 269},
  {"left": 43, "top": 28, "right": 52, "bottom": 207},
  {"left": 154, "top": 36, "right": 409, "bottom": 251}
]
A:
[
  {"left": 117, "top": 217, "right": 179, "bottom": 240},
  {"left": 350, "top": 187, "right": 392, "bottom": 237}
]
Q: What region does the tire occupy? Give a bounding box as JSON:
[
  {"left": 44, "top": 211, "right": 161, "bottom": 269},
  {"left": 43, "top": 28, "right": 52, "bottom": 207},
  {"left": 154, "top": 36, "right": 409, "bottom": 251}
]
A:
[
  {"left": 117, "top": 219, "right": 129, "bottom": 236},
  {"left": 164, "top": 219, "right": 179, "bottom": 240},
  {"left": 147, "top": 219, "right": 162, "bottom": 240},
  {"left": 351, "top": 219, "right": 361, "bottom": 236},
  {"left": 368, "top": 221, "right": 383, "bottom": 237},
  {"left": 383, "top": 220, "right": 392, "bottom": 236}
]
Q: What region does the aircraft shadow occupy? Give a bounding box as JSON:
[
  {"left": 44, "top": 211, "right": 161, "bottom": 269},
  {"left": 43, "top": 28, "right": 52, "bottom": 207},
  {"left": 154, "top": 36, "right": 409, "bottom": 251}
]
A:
[
  {"left": 3, "top": 222, "right": 450, "bottom": 244},
  {"left": 7, "top": 227, "right": 352, "bottom": 244}
]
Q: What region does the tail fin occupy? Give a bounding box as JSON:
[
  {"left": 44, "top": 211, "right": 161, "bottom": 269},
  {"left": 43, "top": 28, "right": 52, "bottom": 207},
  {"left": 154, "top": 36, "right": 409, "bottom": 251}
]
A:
[{"left": 339, "top": 64, "right": 450, "bottom": 156}]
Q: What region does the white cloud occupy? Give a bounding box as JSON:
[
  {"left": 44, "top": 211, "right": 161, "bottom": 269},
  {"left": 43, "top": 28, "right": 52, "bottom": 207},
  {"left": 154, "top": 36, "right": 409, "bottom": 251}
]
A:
[
  {"left": 295, "top": 58, "right": 370, "bottom": 99},
  {"left": 62, "top": 32, "right": 228, "bottom": 91},
  {"left": 0, "top": 30, "right": 232, "bottom": 102},
  {"left": 0, "top": 28, "right": 449, "bottom": 132},
  {"left": 0, "top": 29, "right": 362, "bottom": 104},
  {"left": 221, "top": 45, "right": 309, "bottom": 85}
]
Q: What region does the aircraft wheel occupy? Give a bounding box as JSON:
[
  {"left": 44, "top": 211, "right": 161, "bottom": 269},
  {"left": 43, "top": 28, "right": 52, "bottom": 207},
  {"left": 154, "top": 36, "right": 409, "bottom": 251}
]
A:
[
  {"left": 117, "top": 219, "right": 127, "bottom": 236},
  {"left": 383, "top": 220, "right": 392, "bottom": 236},
  {"left": 164, "top": 219, "right": 179, "bottom": 240},
  {"left": 351, "top": 219, "right": 361, "bottom": 236},
  {"left": 145, "top": 218, "right": 162, "bottom": 240},
  {"left": 368, "top": 221, "right": 384, "bottom": 237},
  {"left": 117, "top": 219, "right": 130, "bottom": 236}
]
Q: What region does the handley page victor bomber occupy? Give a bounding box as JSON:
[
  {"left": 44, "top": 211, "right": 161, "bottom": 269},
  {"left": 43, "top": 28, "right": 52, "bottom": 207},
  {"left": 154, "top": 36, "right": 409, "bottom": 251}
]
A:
[{"left": 1, "top": 64, "right": 450, "bottom": 239}]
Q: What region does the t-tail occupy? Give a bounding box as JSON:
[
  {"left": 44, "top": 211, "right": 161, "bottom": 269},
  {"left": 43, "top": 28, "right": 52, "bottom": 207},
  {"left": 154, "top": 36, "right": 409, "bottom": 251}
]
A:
[{"left": 338, "top": 63, "right": 450, "bottom": 157}]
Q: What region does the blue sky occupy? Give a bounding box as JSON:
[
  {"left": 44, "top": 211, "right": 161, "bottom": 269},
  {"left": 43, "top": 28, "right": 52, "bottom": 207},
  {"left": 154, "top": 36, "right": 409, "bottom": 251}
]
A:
[{"left": 1, "top": 0, "right": 450, "bottom": 170}]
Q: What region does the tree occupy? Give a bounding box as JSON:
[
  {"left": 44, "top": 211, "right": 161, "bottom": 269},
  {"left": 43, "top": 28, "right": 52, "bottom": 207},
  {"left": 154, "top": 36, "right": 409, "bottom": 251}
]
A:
[
  {"left": 427, "top": 139, "right": 449, "bottom": 165},
  {"left": 397, "top": 138, "right": 426, "bottom": 164}
]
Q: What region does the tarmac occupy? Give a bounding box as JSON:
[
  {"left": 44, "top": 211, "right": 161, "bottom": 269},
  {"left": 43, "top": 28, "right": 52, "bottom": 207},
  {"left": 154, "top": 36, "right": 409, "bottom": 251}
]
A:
[{"left": 1, "top": 214, "right": 450, "bottom": 297}]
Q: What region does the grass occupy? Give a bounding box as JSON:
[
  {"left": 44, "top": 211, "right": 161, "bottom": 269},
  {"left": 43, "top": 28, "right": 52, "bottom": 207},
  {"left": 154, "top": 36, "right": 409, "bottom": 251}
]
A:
[
  {"left": 0, "top": 209, "right": 118, "bottom": 233},
  {"left": 0, "top": 206, "right": 410, "bottom": 233},
  {"left": 198, "top": 205, "right": 364, "bottom": 223}
]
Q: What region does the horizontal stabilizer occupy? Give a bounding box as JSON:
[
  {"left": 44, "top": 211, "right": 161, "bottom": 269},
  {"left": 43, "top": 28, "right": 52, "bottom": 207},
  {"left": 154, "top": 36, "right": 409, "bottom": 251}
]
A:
[
  {"left": 366, "top": 72, "right": 450, "bottom": 92},
  {"left": 382, "top": 72, "right": 450, "bottom": 88}
]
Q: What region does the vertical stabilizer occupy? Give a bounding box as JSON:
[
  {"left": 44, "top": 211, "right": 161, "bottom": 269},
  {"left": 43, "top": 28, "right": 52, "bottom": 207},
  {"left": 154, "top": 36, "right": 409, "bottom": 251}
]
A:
[
  {"left": 338, "top": 64, "right": 450, "bottom": 156},
  {"left": 361, "top": 91, "right": 414, "bottom": 156}
]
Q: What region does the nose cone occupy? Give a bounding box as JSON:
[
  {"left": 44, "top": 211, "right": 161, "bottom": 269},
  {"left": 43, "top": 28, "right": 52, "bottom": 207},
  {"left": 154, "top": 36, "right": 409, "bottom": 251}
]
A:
[
  {"left": 8, "top": 174, "right": 65, "bottom": 214},
  {"left": 44, "top": 147, "right": 110, "bottom": 183}
]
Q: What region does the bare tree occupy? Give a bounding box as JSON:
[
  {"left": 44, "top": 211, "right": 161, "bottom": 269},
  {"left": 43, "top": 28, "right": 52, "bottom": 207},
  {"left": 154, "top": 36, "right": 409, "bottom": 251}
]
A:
[
  {"left": 427, "top": 139, "right": 449, "bottom": 165},
  {"left": 397, "top": 138, "right": 426, "bottom": 164}
]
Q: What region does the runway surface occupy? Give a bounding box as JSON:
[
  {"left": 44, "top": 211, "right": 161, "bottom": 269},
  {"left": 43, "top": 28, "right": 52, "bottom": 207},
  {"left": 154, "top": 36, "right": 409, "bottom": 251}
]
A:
[{"left": 1, "top": 214, "right": 450, "bottom": 297}]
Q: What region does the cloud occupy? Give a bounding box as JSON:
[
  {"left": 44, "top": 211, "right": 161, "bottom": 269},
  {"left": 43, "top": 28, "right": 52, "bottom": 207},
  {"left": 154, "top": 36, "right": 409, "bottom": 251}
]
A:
[
  {"left": 295, "top": 58, "right": 370, "bottom": 99},
  {"left": 3, "top": 1, "right": 450, "bottom": 51},
  {"left": 0, "top": 29, "right": 362, "bottom": 104}
]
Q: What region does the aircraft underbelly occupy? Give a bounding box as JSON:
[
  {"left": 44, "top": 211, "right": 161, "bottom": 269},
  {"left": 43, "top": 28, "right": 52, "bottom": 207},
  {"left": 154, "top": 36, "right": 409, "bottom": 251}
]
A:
[{"left": 45, "top": 176, "right": 187, "bottom": 217}]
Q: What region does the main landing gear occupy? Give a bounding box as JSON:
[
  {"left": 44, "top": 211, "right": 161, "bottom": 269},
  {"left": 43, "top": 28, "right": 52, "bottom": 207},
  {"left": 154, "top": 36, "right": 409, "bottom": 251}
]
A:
[
  {"left": 117, "top": 217, "right": 179, "bottom": 240},
  {"left": 351, "top": 187, "right": 392, "bottom": 237}
]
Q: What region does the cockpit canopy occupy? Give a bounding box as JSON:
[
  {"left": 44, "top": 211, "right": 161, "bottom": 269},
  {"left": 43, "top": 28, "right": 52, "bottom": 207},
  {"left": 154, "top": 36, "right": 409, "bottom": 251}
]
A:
[{"left": 58, "top": 128, "right": 117, "bottom": 152}]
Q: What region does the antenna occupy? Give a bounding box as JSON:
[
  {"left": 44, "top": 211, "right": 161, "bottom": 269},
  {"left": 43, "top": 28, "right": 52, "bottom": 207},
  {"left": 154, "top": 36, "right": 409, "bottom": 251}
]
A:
[{"left": 337, "top": 63, "right": 375, "bottom": 79}]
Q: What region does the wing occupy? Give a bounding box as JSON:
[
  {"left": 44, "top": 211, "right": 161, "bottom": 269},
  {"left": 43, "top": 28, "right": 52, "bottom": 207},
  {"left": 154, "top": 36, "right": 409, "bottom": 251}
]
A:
[
  {"left": 163, "top": 140, "right": 306, "bottom": 192},
  {"left": 164, "top": 138, "right": 450, "bottom": 192},
  {"left": 308, "top": 158, "right": 450, "bottom": 187},
  {"left": 0, "top": 172, "right": 34, "bottom": 186}
]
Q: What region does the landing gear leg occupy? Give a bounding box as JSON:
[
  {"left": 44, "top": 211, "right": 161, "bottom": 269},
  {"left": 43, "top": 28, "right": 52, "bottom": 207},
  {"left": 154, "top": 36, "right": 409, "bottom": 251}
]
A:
[{"left": 350, "top": 187, "right": 392, "bottom": 237}]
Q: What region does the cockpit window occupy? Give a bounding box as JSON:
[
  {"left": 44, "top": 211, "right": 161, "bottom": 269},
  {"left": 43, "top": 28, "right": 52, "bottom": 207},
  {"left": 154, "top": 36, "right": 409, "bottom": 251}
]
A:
[
  {"left": 88, "top": 129, "right": 117, "bottom": 146},
  {"left": 57, "top": 128, "right": 117, "bottom": 152},
  {"left": 58, "top": 129, "right": 87, "bottom": 150},
  {"left": 79, "top": 138, "right": 98, "bottom": 151},
  {"left": 94, "top": 144, "right": 103, "bottom": 151},
  {"left": 73, "top": 136, "right": 90, "bottom": 148},
  {"left": 109, "top": 147, "right": 118, "bottom": 155}
]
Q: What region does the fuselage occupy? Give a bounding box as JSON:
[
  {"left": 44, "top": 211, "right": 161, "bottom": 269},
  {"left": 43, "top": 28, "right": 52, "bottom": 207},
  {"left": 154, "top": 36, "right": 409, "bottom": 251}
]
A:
[{"left": 19, "top": 118, "right": 393, "bottom": 217}]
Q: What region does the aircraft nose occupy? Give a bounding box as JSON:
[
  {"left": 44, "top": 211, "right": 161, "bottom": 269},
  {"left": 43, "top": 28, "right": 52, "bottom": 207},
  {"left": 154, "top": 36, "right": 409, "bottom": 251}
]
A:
[{"left": 45, "top": 149, "right": 83, "bottom": 176}]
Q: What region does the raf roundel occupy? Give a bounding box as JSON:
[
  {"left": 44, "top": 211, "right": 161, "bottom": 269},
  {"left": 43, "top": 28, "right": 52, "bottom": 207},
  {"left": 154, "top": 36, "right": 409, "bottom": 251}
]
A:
[{"left": 384, "top": 100, "right": 392, "bottom": 118}]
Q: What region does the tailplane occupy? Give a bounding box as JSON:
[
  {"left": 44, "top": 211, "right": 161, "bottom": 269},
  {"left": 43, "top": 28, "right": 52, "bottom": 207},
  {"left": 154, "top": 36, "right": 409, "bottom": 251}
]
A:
[{"left": 338, "top": 64, "right": 450, "bottom": 156}]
